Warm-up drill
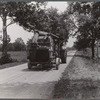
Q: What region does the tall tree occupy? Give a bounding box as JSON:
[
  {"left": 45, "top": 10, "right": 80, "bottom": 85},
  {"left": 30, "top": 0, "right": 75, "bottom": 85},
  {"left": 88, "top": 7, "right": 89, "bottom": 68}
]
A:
[
  {"left": 0, "top": 1, "right": 45, "bottom": 61},
  {"left": 69, "top": 2, "right": 100, "bottom": 58},
  {"left": 15, "top": 5, "right": 70, "bottom": 43},
  {"left": 45, "top": 7, "right": 71, "bottom": 42},
  {"left": 13, "top": 2, "right": 48, "bottom": 32},
  {"left": 0, "top": 1, "right": 27, "bottom": 57}
]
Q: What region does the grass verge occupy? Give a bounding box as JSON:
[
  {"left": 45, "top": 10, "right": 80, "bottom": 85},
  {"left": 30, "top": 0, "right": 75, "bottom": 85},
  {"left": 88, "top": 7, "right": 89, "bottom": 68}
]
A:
[
  {"left": 52, "top": 51, "right": 100, "bottom": 99},
  {"left": 0, "top": 51, "right": 27, "bottom": 69}
]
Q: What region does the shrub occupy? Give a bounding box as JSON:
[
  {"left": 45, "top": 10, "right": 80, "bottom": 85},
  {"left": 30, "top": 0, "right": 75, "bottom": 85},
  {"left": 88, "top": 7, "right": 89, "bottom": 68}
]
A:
[
  {"left": 0, "top": 54, "right": 13, "bottom": 65},
  {"left": 21, "top": 59, "right": 27, "bottom": 62}
]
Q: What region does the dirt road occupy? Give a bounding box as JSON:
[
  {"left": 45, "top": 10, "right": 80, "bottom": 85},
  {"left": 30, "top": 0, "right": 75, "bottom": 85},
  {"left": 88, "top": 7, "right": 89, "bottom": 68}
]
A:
[{"left": 0, "top": 51, "right": 76, "bottom": 99}]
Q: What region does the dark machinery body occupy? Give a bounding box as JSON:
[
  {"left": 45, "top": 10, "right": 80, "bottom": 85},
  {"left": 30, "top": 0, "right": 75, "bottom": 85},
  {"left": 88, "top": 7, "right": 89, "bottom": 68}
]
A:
[{"left": 27, "top": 31, "right": 67, "bottom": 70}]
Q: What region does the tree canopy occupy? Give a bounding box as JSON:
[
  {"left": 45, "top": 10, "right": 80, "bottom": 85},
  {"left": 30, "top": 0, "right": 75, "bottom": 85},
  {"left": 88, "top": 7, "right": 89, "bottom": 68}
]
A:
[
  {"left": 0, "top": 1, "right": 72, "bottom": 64},
  {"left": 69, "top": 2, "right": 100, "bottom": 58}
]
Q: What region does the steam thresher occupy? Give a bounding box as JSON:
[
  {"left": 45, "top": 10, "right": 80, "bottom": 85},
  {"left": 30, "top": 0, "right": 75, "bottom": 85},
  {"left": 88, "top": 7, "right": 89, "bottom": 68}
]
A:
[{"left": 27, "top": 31, "right": 67, "bottom": 70}]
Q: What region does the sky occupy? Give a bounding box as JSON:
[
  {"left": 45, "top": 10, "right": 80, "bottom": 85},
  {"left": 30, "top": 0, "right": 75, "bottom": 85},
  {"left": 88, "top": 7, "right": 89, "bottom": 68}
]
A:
[{"left": 0, "top": 1, "right": 76, "bottom": 47}]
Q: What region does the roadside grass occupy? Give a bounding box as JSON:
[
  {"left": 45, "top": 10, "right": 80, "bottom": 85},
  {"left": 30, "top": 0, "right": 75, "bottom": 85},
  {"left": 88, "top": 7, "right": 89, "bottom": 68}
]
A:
[
  {"left": 53, "top": 78, "right": 100, "bottom": 99},
  {"left": 52, "top": 51, "right": 100, "bottom": 99},
  {"left": 0, "top": 51, "right": 27, "bottom": 69},
  {"left": 52, "top": 56, "right": 75, "bottom": 99}
]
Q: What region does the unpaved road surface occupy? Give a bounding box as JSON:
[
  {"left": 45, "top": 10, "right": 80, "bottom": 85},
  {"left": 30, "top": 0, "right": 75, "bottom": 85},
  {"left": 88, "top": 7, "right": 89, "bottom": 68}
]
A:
[{"left": 0, "top": 51, "right": 76, "bottom": 99}]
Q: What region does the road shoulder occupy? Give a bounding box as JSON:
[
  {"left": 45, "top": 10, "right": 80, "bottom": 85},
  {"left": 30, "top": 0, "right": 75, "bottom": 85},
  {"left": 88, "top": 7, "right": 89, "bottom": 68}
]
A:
[{"left": 52, "top": 51, "right": 100, "bottom": 99}]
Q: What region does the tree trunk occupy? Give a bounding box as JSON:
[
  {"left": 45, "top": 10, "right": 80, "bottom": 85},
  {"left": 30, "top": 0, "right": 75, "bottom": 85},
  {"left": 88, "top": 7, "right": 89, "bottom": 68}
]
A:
[
  {"left": 2, "top": 15, "right": 7, "bottom": 56},
  {"left": 91, "top": 39, "right": 95, "bottom": 59}
]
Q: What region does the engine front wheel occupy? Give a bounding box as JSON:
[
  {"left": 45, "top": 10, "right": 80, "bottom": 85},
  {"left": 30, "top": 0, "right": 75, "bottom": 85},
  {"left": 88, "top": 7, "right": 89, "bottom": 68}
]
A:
[{"left": 55, "top": 58, "right": 60, "bottom": 70}]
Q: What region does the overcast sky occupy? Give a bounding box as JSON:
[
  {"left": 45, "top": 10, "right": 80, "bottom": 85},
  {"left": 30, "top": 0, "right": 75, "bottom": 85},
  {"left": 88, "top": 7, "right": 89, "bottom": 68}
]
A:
[{"left": 0, "top": 1, "right": 76, "bottom": 47}]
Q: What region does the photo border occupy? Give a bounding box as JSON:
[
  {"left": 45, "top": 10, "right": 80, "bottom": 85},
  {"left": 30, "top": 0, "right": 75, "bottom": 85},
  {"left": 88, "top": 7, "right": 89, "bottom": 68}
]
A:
[{"left": 0, "top": 0, "right": 100, "bottom": 100}]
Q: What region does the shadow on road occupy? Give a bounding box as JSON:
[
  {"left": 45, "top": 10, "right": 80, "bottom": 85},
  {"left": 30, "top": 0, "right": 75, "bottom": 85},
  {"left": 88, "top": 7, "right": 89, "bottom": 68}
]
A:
[{"left": 22, "top": 66, "right": 54, "bottom": 72}]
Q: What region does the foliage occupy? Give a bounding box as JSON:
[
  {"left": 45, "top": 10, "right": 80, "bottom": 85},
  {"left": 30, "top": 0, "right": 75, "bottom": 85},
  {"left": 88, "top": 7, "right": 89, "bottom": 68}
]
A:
[
  {"left": 7, "top": 43, "right": 14, "bottom": 51},
  {"left": 14, "top": 5, "right": 70, "bottom": 42},
  {"left": 0, "top": 38, "right": 26, "bottom": 51},
  {"left": 0, "top": 1, "right": 28, "bottom": 64},
  {"left": 26, "top": 38, "right": 32, "bottom": 48},
  {"left": 0, "top": 1, "right": 74, "bottom": 64},
  {"left": 74, "top": 34, "right": 91, "bottom": 50},
  {"left": 0, "top": 1, "right": 27, "bottom": 55},
  {"left": 69, "top": 2, "right": 100, "bottom": 58},
  {"left": 45, "top": 7, "right": 71, "bottom": 41},
  {"left": 13, "top": 38, "right": 26, "bottom": 51},
  {"left": 0, "top": 53, "right": 13, "bottom": 64},
  {"left": 13, "top": 2, "right": 48, "bottom": 32},
  {"left": 0, "top": 1, "right": 44, "bottom": 64}
]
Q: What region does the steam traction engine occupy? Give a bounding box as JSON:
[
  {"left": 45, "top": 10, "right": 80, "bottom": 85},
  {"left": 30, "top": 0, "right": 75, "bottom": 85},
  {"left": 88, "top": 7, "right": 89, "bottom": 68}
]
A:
[{"left": 27, "top": 31, "right": 67, "bottom": 70}]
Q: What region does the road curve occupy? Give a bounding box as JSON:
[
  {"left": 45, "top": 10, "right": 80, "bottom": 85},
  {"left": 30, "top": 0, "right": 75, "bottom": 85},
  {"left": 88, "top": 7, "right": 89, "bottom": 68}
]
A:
[{"left": 0, "top": 50, "right": 76, "bottom": 99}]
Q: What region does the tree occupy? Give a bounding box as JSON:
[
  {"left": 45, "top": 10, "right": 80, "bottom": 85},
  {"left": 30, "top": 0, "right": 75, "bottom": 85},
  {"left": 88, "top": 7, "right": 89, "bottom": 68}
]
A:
[
  {"left": 0, "top": 1, "right": 46, "bottom": 63},
  {"left": 13, "top": 38, "right": 26, "bottom": 51},
  {"left": 45, "top": 7, "right": 71, "bottom": 42},
  {"left": 74, "top": 33, "right": 91, "bottom": 50},
  {"left": 15, "top": 5, "right": 70, "bottom": 43},
  {"left": 69, "top": 2, "right": 100, "bottom": 58},
  {"left": 7, "top": 43, "right": 14, "bottom": 51},
  {"left": 0, "top": 1, "right": 28, "bottom": 57},
  {"left": 13, "top": 2, "right": 48, "bottom": 32}
]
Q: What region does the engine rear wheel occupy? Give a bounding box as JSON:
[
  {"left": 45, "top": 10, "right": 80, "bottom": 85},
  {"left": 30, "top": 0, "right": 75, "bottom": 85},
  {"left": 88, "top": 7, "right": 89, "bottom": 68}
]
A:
[
  {"left": 28, "top": 62, "right": 32, "bottom": 69},
  {"left": 56, "top": 64, "right": 58, "bottom": 70},
  {"left": 62, "top": 57, "right": 66, "bottom": 63}
]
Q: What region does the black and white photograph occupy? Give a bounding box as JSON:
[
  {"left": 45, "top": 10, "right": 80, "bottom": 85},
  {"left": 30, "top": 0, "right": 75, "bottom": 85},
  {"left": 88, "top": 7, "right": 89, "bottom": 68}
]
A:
[{"left": 0, "top": 1, "right": 100, "bottom": 99}]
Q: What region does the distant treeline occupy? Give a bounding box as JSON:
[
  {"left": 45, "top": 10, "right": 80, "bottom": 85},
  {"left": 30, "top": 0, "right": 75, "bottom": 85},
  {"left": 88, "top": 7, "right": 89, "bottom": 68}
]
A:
[
  {"left": 0, "top": 43, "right": 26, "bottom": 51},
  {"left": 0, "top": 38, "right": 26, "bottom": 51}
]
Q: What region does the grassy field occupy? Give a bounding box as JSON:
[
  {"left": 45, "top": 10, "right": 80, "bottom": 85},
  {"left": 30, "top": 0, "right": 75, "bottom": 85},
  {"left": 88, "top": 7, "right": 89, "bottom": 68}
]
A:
[
  {"left": 0, "top": 51, "right": 27, "bottom": 69},
  {"left": 0, "top": 51, "right": 27, "bottom": 62}
]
